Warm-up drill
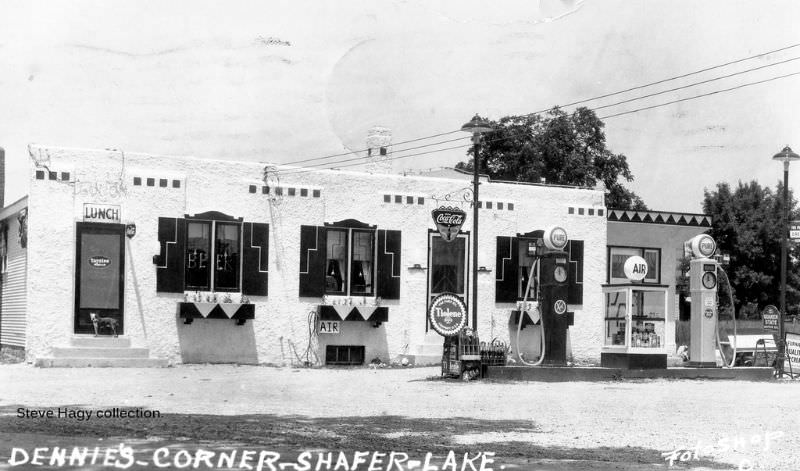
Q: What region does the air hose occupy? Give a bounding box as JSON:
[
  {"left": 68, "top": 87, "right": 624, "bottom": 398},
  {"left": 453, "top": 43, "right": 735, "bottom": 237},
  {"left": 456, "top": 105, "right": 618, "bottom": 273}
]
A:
[
  {"left": 715, "top": 268, "right": 737, "bottom": 368},
  {"left": 515, "top": 258, "right": 546, "bottom": 366}
]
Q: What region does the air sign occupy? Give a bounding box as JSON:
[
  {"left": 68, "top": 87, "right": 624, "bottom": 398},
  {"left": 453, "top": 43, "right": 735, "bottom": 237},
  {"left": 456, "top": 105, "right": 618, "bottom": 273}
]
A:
[{"left": 623, "top": 256, "right": 648, "bottom": 281}]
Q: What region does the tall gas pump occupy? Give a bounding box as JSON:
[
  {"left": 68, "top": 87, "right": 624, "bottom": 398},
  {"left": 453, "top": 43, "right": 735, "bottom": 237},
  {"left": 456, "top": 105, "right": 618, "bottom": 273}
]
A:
[
  {"left": 685, "top": 234, "right": 719, "bottom": 367},
  {"left": 539, "top": 250, "right": 573, "bottom": 365},
  {"left": 513, "top": 226, "right": 574, "bottom": 366}
]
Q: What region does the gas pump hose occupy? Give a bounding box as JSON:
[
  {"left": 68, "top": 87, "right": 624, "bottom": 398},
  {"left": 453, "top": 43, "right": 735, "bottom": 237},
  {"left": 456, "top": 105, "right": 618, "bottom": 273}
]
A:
[
  {"left": 715, "top": 268, "right": 737, "bottom": 368},
  {"left": 515, "top": 258, "right": 546, "bottom": 366}
]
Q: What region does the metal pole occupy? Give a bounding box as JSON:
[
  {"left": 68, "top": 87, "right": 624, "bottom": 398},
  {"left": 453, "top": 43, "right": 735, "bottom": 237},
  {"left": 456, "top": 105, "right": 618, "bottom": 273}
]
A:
[
  {"left": 779, "top": 161, "right": 789, "bottom": 378},
  {"left": 472, "top": 136, "right": 480, "bottom": 330}
]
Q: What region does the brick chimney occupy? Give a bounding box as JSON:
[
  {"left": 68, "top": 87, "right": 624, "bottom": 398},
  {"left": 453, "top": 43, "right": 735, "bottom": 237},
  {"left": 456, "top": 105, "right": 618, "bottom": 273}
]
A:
[{"left": 365, "top": 127, "right": 392, "bottom": 174}]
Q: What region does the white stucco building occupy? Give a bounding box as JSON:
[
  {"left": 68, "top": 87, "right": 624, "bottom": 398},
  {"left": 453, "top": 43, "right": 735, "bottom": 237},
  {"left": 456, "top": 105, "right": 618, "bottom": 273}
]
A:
[{"left": 9, "top": 144, "right": 609, "bottom": 367}]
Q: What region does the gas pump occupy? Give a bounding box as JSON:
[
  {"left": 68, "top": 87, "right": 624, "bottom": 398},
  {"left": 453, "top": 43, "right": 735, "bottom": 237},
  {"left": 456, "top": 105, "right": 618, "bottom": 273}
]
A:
[
  {"left": 513, "top": 226, "right": 574, "bottom": 366},
  {"left": 685, "top": 234, "right": 721, "bottom": 367}
]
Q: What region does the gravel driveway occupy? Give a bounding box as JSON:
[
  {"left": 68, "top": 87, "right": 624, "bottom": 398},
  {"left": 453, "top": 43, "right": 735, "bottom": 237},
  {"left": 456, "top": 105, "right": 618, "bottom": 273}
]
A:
[{"left": 1, "top": 364, "right": 798, "bottom": 470}]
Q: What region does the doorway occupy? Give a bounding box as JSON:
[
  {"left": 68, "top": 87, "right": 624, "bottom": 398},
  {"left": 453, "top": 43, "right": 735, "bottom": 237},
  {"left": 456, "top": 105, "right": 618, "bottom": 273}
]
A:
[
  {"left": 74, "top": 223, "right": 125, "bottom": 334},
  {"left": 427, "top": 231, "right": 469, "bottom": 328}
]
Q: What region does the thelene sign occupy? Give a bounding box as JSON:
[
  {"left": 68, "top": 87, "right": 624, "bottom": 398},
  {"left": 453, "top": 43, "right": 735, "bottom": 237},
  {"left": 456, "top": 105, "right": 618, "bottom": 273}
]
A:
[{"left": 84, "top": 204, "right": 121, "bottom": 223}]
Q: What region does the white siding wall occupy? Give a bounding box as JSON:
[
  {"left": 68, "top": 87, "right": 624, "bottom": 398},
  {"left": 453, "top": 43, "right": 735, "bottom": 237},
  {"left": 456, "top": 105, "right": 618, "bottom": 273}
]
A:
[
  {"left": 26, "top": 145, "right": 607, "bottom": 365},
  {"left": 1, "top": 214, "right": 27, "bottom": 348}
]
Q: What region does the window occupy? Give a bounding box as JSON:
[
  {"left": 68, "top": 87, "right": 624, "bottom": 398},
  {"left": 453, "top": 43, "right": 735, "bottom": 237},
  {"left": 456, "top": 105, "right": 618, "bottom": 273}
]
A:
[
  {"left": 430, "top": 234, "right": 466, "bottom": 296},
  {"left": 517, "top": 239, "right": 538, "bottom": 300},
  {"left": 156, "top": 213, "right": 269, "bottom": 296},
  {"left": 325, "top": 345, "right": 365, "bottom": 366},
  {"left": 298, "top": 222, "right": 400, "bottom": 299},
  {"left": 325, "top": 228, "right": 375, "bottom": 296},
  {"left": 608, "top": 246, "right": 660, "bottom": 284},
  {"left": 185, "top": 221, "right": 241, "bottom": 292},
  {"left": 0, "top": 223, "right": 8, "bottom": 274}
]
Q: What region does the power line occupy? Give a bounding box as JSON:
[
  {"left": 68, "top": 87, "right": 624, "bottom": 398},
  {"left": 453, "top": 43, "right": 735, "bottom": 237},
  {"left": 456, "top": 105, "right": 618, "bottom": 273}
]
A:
[
  {"left": 277, "top": 42, "right": 800, "bottom": 168},
  {"left": 276, "top": 69, "right": 800, "bottom": 176},
  {"left": 522, "top": 42, "right": 800, "bottom": 117},
  {"left": 598, "top": 70, "right": 800, "bottom": 120},
  {"left": 590, "top": 55, "right": 800, "bottom": 112}
]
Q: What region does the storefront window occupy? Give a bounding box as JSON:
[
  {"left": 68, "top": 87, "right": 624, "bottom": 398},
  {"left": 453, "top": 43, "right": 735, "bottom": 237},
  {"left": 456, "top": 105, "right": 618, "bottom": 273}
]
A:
[
  {"left": 608, "top": 246, "right": 660, "bottom": 284},
  {"left": 630, "top": 290, "right": 665, "bottom": 348},
  {"left": 214, "top": 223, "right": 240, "bottom": 291},
  {"left": 604, "top": 290, "right": 627, "bottom": 346},
  {"left": 186, "top": 222, "right": 211, "bottom": 290}
]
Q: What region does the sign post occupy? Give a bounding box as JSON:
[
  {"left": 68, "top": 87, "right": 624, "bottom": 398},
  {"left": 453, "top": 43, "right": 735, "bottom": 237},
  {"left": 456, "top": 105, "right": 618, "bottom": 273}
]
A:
[{"left": 762, "top": 305, "right": 779, "bottom": 331}]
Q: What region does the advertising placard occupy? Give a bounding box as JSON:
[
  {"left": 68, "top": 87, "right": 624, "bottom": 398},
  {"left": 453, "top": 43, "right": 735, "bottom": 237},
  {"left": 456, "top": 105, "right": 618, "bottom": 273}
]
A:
[
  {"left": 428, "top": 293, "right": 467, "bottom": 336},
  {"left": 785, "top": 332, "right": 800, "bottom": 373},
  {"left": 762, "top": 305, "right": 779, "bottom": 331},
  {"left": 790, "top": 221, "right": 800, "bottom": 240},
  {"left": 431, "top": 206, "right": 466, "bottom": 242}
]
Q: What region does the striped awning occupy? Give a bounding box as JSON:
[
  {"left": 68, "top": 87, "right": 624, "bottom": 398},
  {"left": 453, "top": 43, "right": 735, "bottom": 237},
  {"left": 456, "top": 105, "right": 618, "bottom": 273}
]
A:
[{"left": 318, "top": 305, "right": 389, "bottom": 323}]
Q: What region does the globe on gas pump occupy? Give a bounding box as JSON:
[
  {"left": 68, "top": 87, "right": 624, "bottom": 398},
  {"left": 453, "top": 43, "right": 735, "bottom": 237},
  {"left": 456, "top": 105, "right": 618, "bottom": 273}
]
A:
[{"left": 684, "top": 234, "right": 720, "bottom": 367}]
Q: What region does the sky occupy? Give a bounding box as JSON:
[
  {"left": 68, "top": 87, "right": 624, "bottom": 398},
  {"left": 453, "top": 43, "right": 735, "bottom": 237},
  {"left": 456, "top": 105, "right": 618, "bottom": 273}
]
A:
[{"left": 1, "top": 0, "right": 800, "bottom": 213}]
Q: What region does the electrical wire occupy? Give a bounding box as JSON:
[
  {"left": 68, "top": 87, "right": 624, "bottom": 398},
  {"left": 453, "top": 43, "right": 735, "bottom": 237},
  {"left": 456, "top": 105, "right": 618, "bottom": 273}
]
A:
[
  {"left": 274, "top": 69, "right": 800, "bottom": 176},
  {"left": 599, "top": 70, "right": 800, "bottom": 120},
  {"left": 272, "top": 42, "right": 800, "bottom": 170}
]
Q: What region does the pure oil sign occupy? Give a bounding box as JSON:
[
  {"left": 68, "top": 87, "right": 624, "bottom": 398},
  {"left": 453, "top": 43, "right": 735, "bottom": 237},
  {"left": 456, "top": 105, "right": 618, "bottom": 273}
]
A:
[{"left": 84, "top": 204, "right": 121, "bottom": 223}]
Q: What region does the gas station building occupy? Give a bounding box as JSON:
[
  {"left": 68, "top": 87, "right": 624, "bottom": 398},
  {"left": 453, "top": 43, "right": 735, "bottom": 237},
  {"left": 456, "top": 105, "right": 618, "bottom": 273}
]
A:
[{"left": 0, "top": 144, "right": 709, "bottom": 367}]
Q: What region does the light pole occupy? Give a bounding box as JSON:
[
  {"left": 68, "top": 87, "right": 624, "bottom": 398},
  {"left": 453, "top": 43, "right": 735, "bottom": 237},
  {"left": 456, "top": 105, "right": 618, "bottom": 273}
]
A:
[
  {"left": 772, "top": 145, "right": 799, "bottom": 378},
  {"left": 461, "top": 115, "right": 492, "bottom": 330}
]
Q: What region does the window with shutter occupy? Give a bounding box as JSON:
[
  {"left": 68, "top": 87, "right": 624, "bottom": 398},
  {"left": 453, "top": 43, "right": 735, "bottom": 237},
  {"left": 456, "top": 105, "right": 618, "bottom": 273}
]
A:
[
  {"left": 377, "top": 229, "right": 401, "bottom": 300},
  {"left": 242, "top": 222, "right": 269, "bottom": 296},
  {"left": 156, "top": 217, "right": 186, "bottom": 293},
  {"left": 567, "top": 239, "right": 584, "bottom": 305},
  {"left": 495, "top": 236, "right": 519, "bottom": 302},
  {"left": 299, "top": 225, "right": 327, "bottom": 298}
]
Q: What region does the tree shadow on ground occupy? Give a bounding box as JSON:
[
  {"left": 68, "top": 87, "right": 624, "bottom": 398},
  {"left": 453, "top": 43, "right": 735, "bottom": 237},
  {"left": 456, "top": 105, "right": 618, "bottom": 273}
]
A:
[{"left": 0, "top": 405, "right": 731, "bottom": 469}]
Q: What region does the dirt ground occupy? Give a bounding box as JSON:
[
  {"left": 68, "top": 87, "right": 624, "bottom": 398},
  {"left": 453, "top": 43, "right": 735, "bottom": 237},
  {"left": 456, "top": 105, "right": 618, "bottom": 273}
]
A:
[{"left": 1, "top": 364, "right": 799, "bottom": 470}]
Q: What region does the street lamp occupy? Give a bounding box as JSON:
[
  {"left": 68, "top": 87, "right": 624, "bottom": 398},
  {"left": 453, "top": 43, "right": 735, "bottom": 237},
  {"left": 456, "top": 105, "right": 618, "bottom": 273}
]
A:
[
  {"left": 461, "top": 114, "right": 492, "bottom": 330},
  {"left": 772, "top": 145, "right": 800, "bottom": 378}
]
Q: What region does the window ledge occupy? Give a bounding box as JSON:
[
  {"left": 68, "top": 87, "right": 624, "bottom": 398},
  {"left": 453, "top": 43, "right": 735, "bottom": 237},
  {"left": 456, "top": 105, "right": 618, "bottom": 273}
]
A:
[{"left": 178, "top": 302, "right": 255, "bottom": 325}]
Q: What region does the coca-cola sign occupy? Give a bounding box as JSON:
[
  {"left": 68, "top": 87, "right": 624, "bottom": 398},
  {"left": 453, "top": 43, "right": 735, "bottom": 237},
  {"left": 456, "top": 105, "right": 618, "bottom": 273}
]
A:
[{"left": 431, "top": 206, "right": 467, "bottom": 242}]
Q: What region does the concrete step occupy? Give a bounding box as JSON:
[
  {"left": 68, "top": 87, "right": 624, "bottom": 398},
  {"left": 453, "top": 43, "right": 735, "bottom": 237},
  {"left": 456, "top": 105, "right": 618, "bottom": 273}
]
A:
[
  {"left": 51, "top": 347, "right": 151, "bottom": 359},
  {"left": 69, "top": 336, "right": 132, "bottom": 348},
  {"left": 34, "top": 357, "right": 169, "bottom": 368}
]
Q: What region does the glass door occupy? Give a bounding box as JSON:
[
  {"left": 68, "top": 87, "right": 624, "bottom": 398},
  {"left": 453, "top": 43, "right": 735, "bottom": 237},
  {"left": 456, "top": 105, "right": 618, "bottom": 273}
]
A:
[
  {"left": 74, "top": 223, "right": 125, "bottom": 334},
  {"left": 428, "top": 231, "right": 469, "bottom": 327}
]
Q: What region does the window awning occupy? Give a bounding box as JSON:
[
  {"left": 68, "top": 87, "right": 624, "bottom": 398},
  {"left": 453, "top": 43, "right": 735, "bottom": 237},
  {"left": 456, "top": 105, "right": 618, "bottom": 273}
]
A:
[
  {"left": 318, "top": 305, "right": 388, "bottom": 323},
  {"left": 179, "top": 302, "right": 255, "bottom": 325}
]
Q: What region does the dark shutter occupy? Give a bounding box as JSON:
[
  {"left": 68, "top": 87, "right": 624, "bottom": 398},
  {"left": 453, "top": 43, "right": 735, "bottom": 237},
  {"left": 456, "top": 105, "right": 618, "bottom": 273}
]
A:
[
  {"left": 567, "top": 239, "right": 584, "bottom": 304},
  {"left": 242, "top": 222, "right": 269, "bottom": 296},
  {"left": 495, "top": 236, "right": 519, "bottom": 302},
  {"left": 299, "top": 225, "right": 326, "bottom": 298},
  {"left": 156, "top": 217, "right": 185, "bottom": 293},
  {"left": 377, "top": 229, "right": 401, "bottom": 300}
]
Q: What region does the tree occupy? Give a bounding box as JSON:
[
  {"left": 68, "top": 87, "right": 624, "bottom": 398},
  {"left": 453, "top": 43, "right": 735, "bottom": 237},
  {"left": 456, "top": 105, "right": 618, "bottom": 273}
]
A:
[
  {"left": 456, "top": 107, "right": 647, "bottom": 210},
  {"left": 703, "top": 180, "right": 800, "bottom": 317}
]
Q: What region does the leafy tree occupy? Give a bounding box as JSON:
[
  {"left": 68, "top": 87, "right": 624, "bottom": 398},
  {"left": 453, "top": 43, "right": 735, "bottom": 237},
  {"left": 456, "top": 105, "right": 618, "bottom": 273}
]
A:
[
  {"left": 456, "top": 107, "right": 647, "bottom": 210},
  {"left": 702, "top": 180, "right": 800, "bottom": 317}
]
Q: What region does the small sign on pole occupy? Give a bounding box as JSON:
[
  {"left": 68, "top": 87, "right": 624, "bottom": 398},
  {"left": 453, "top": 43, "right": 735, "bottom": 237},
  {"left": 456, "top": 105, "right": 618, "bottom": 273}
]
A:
[
  {"left": 762, "top": 305, "right": 779, "bottom": 331},
  {"left": 790, "top": 221, "right": 800, "bottom": 240}
]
